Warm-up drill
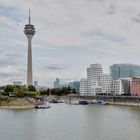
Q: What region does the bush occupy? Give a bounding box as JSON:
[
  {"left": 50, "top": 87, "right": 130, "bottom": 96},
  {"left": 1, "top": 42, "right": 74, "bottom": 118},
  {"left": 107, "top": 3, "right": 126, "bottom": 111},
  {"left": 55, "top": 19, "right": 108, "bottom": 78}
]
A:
[{"left": 24, "top": 91, "right": 39, "bottom": 96}]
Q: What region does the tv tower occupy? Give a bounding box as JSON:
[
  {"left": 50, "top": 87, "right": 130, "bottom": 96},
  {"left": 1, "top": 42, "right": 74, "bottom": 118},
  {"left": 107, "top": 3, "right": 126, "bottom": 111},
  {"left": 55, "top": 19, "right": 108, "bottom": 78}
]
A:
[{"left": 24, "top": 9, "right": 36, "bottom": 87}]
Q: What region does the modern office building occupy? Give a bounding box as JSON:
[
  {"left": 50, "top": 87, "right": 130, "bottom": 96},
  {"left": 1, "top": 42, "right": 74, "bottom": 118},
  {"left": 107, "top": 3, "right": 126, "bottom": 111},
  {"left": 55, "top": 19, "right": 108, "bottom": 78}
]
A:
[
  {"left": 114, "top": 78, "right": 132, "bottom": 95},
  {"left": 53, "top": 78, "right": 71, "bottom": 88},
  {"left": 53, "top": 78, "right": 60, "bottom": 88},
  {"left": 131, "top": 77, "right": 140, "bottom": 96},
  {"left": 110, "top": 64, "right": 140, "bottom": 80},
  {"left": 34, "top": 81, "right": 38, "bottom": 89},
  {"left": 69, "top": 81, "right": 80, "bottom": 90},
  {"left": 24, "top": 10, "right": 36, "bottom": 87}
]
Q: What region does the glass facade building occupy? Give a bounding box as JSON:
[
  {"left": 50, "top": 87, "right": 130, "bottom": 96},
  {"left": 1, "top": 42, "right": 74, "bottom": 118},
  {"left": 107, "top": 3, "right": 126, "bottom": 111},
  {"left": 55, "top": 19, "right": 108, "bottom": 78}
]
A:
[
  {"left": 110, "top": 64, "right": 140, "bottom": 80},
  {"left": 69, "top": 81, "right": 80, "bottom": 90}
]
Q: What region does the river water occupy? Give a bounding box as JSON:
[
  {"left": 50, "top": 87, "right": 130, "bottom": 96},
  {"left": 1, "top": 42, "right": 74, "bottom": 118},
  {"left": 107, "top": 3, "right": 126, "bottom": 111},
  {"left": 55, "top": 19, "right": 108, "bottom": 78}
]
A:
[{"left": 0, "top": 104, "right": 140, "bottom": 140}]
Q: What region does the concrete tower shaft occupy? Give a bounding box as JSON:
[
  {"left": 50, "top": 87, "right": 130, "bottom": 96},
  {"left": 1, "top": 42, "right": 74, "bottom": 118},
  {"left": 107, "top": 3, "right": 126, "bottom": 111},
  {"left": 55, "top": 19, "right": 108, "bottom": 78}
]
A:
[{"left": 24, "top": 10, "right": 35, "bottom": 87}]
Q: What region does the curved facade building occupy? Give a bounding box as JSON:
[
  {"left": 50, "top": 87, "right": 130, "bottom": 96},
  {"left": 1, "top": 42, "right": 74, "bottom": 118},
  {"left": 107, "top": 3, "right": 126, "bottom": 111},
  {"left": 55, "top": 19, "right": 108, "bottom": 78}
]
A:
[{"left": 80, "top": 64, "right": 112, "bottom": 95}]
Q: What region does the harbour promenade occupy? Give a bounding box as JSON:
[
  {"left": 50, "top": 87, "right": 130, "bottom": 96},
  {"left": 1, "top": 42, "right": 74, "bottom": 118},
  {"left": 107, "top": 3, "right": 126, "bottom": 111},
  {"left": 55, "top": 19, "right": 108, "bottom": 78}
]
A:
[{"left": 60, "top": 95, "right": 140, "bottom": 107}]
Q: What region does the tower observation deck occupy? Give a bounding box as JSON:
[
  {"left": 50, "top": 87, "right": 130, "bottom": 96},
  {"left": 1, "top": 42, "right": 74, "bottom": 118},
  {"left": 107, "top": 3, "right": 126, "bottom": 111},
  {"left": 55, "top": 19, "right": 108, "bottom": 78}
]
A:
[{"left": 24, "top": 9, "right": 36, "bottom": 87}]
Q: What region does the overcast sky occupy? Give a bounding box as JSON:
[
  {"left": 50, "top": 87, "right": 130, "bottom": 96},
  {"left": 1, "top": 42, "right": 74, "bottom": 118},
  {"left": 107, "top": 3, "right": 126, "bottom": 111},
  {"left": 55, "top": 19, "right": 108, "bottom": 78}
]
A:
[{"left": 1, "top": 0, "right": 140, "bottom": 86}]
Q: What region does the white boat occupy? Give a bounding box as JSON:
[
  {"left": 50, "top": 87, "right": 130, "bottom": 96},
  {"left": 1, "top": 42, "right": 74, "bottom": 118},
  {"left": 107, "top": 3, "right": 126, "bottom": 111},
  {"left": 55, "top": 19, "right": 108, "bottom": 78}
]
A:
[
  {"left": 70, "top": 101, "right": 79, "bottom": 105},
  {"left": 57, "top": 99, "right": 65, "bottom": 103},
  {"left": 96, "top": 100, "right": 108, "bottom": 105},
  {"left": 92, "top": 99, "right": 108, "bottom": 105},
  {"left": 70, "top": 100, "right": 88, "bottom": 105},
  {"left": 35, "top": 103, "right": 51, "bottom": 109},
  {"left": 91, "top": 99, "right": 97, "bottom": 104}
]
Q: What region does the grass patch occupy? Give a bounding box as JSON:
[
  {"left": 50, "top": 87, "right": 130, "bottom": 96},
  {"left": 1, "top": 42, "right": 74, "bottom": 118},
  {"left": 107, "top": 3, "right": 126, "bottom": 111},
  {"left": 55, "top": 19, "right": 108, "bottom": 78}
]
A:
[{"left": 24, "top": 91, "right": 39, "bottom": 96}]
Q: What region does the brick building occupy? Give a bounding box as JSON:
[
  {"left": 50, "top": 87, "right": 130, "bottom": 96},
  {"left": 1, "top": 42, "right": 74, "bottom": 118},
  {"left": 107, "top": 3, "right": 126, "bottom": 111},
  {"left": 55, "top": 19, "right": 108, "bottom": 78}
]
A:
[{"left": 131, "top": 77, "right": 140, "bottom": 96}]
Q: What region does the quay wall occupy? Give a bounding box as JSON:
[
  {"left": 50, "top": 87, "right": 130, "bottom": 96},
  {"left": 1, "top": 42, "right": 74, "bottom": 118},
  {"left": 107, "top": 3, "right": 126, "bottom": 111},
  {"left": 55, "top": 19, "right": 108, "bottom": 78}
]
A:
[{"left": 60, "top": 95, "right": 140, "bottom": 107}]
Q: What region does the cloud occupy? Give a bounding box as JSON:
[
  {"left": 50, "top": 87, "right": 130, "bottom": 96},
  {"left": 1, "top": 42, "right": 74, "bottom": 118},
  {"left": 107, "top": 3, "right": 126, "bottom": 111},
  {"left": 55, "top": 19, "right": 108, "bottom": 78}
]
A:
[
  {"left": 0, "top": 4, "right": 23, "bottom": 22},
  {"left": 46, "top": 66, "right": 65, "bottom": 71},
  {"left": 107, "top": 3, "right": 117, "bottom": 15},
  {"left": 131, "top": 13, "right": 140, "bottom": 23},
  {"left": 0, "top": 73, "right": 10, "bottom": 78},
  {"left": 0, "top": 51, "right": 25, "bottom": 85},
  {"left": 0, "top": 51, "right": 21, "bottom": 66},
  {"left": 44, "top": 64, "right": 66, "bottom": 71}
]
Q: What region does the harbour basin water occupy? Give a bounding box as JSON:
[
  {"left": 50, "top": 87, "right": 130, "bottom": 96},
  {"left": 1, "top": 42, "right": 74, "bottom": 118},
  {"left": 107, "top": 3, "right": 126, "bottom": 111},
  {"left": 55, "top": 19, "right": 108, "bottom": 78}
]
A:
[{"left": 0, "top": 104, "right": 140, "bottom": 140}]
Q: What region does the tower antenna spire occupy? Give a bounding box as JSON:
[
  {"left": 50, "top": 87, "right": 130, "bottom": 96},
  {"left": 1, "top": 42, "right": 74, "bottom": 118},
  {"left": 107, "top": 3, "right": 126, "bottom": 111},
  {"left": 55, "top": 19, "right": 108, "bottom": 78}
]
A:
[{"left": 29, "top": 9, "right": 31, "bottom": 24}]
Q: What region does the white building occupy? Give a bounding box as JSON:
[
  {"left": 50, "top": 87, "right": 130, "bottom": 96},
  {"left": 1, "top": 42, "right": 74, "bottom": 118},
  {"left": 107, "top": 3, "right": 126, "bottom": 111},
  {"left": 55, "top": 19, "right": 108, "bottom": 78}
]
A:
[
  {"left": 88, "top": 80, "right": 102, "bottom": 96},
  {"left": 80, "top": 78, "right": 88, "bottom": 95},
  {"left": 87, "top": 64, "right": 103, "bottom": 84},
  {"left": 100, "top": 74, "right": 112, "bottom": 95},
  {"left": 87, "top": 64, "right": 103, "bottom": 95},
  {"left": 114, "top": 78, "right": 132, "bottom": 95}
]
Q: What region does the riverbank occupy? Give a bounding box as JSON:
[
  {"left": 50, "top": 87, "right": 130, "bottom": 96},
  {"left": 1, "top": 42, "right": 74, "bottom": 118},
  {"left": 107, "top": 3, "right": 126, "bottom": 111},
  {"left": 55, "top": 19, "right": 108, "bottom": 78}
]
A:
[
  {"left": 1, "top": 95, "right": 140, "bottom": 109},
  {"left": 0, "top": 105, "right": 35, "bottom": 109},
  {"left": 59, "top": 95, "right": 140, "bottom": 107},
  {"left": 0, "top": 98, "right": 35, "bottom": 109}
]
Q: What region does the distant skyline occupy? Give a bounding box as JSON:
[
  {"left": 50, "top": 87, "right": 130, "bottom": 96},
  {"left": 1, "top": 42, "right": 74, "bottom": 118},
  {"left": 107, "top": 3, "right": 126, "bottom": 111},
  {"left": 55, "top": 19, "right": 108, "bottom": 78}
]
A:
[{"left": 1, "top": 0, "right": 140, "bottom": 86}]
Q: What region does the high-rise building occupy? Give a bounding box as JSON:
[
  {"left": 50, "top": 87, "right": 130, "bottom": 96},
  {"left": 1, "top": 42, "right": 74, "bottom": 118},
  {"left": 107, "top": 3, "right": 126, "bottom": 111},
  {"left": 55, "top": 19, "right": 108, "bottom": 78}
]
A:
[
  {"left": 87, "top": 64, "right": 103, "bottom": 84},
  {"left": 86, "top": 64, "right": 103, "bottom": 95},
  {"left": 87, "top": 64, "right": 104, "bottom": 95},
  {"left": 69, "top": 81, "right": 80, "bottom": 90},
  {"left": 24, "top": 10, "right": 36, "bottom": 87},
  {"left": 110, "top": 64, "right": 140, "bottom": 80},
  {"left": 54, "top": 78, "right": 60, "bottom": 88},
  {"left": 34, "top": 81, "right": 38, "bottom": 89}
]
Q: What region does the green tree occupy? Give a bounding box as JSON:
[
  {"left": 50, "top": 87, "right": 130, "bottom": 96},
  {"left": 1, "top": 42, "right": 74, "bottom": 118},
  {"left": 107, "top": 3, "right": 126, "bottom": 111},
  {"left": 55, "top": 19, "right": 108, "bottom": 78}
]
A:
[
  {"left": 28, "top": 85, "right": 36, "bottom": 91},
  {"left": 13, "top": 87, "right": 25, "bottom": 97},
  {"left": 40, "top": 89, "right": 48, "bottom": 95},
  {"left": 4, "top": 85, "right": 14, "bottom": 93},
  {"left": 47, "top": 88, "right": 50, "bottom": 95},
  {"left": 72, "top": 88, "right": 76, "bottom": 94}
]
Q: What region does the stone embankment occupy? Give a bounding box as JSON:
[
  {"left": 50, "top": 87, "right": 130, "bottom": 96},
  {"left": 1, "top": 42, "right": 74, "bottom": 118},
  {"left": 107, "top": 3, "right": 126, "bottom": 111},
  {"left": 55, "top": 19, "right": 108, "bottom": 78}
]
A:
[{"left": 60, "top": 95, "right": 140, "bottom": 107}]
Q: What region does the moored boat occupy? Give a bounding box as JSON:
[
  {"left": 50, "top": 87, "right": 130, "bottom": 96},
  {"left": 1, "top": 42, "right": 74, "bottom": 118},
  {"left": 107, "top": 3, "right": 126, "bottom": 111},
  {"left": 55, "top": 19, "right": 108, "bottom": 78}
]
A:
[
  {"left": 79, "top": 100, "right": 88, "bottom": 105},
  {"left": 92, "top": 99, "right": 108, "bottom": 105},
  {"left": 35, "top": 103, "right": 51, "bottom": 109},
  {"left": 70, "top": 101, "right": 79, "bottom": 105}
]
